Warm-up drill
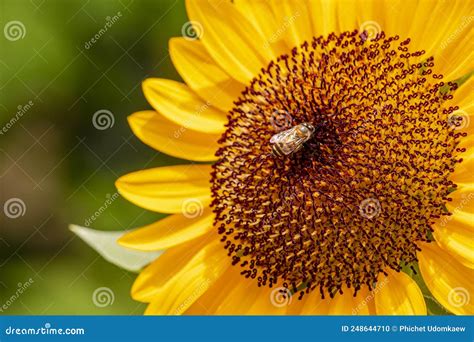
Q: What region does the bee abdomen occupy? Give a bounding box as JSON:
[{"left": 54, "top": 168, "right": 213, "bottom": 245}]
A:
[{"left": 272, "top": 143, "right": 286, "bottom": 157}]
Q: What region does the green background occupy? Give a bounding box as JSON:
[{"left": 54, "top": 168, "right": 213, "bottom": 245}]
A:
[{"left": 1, "top": 0, "right": 187, "bottom": 314}]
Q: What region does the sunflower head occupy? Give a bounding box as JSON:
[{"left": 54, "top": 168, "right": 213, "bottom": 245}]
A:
[
  {"left": 211, "top": 30, "right": 464, "bottom": 299},
  {"left": 113, "top": 0, "right": 474, "bottom": 316}
]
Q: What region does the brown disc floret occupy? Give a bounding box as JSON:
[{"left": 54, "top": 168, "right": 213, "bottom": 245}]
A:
[{"left": 211, "top": 30, "right": 465, "bottom": 299}]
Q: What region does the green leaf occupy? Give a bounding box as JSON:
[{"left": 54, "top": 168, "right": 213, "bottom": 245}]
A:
[{"left": 69, "top": 224, "right": 163, "bottom": 273}]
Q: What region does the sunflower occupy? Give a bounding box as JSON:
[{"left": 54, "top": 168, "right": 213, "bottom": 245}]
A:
[{"left": 115, "top": 0, "right": 473, "bottom": 315}]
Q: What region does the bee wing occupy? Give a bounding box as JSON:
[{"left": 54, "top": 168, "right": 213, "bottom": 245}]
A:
[
  {"left": 270, "top": 130, "right": 292, "bottom": 144},
  {"left": 284, "top": 136, "right": 306, "bottom": 152},
  {"left": 270, "top": 123, "right": 314, "bottom": 156}
]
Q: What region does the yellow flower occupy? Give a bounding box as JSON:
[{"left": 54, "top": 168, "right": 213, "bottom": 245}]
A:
[{"left": 116, "top": 0, "right": 473, "bottom": 315}]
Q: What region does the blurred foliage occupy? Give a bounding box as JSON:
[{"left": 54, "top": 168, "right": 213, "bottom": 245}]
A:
[{"left": 1, "top": 0, "right": 189, "bottom": 314}]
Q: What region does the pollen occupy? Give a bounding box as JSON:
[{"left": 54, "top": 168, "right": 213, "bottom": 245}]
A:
[{"left": 210, "top": 31, "right": 465, "bottom": 299}]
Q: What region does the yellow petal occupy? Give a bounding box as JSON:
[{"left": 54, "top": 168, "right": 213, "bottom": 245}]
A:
[
  {"left": 144, "top": 238, "right": 228, "bottom": 314},
  {"left": 187, "top": 275, "right": 376, "bottom": 315},
  {"left": 308, "top": 0, "right": 338, "bottom": 36},
  {"left": 128, "top": 110, "right": 219, "bottom": 161},
  {"left": 131, "top": 236, "right": 209, "bottom": 303},
  {"left": 408, "top": 0, "right": 471, "bottom": 61},
  {"left": 185, "top": 268, "right": 260, "bottom": 315},
  {"left": 335, "top": 0, "right": 359, "bottom": 33},
  {"left": 330, "top": 287, "right": 374, "bottom": 315},
  {"left": 245, "top": 286, "right": 290, "bottom": 315},
  {"left": 375, "top": 269, "right": 427, "bottom": 315},
  {"left": 185, "top": 0, "right": 273, "bottom": 83},
  {"left": 459, "top": 134, "right": 474, "bottom": 152},
  {"left": 118, "top": 209, "right": 214, "bottom": 251},
  {"left": 448, "top": 183, "right": 474, "bottom": 213},
  {"left": 116, "top": 164, "right": 212, "bottom": 214},
  {"left": 421, "top": 1, "right": 474, "bottom": 80},
  {"left": 233, "top": 1, "right": 290, "bottom": 57},
  {"left": 269, "top": 0, "right": 313, "bottom": 49},
  {"left": 142, "top": 78, "right": 227, "bottom": 134},
  {"left": 169, "top": 38, "right": 244, "bottom": 112},
  {"left": 314, "top": 0, "right": 473, "bottom": 82},
  {"left": 451, "top": 150, "right": 474, "bottom": 183},
  {"left": 434, "top": 209, "right": 474, "bottom": 268},
  {"left": 300, "top": 286, "right": 375, "bottom": 315},
  {"left": 418, "top": 242, "right": 474, "bottom": 314},
  {"left": 435, "top": 31, "right": 473, "bottom": 81},
  {"left": 453, "top": 76, "right": 474, "bottom": 112},
  {"left": 187, "top": 265, "right": 308, "bottom": 315},
  {"left": 299, "top": 292, "right": 331, "bottom": 315},
  {"left": 309, "top": 0, "right": 386, "bottom": 37}
]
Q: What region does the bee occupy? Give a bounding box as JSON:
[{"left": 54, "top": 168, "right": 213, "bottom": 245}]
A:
[{"left": 270, "top": 122, "right": 315, "bottom": 157}]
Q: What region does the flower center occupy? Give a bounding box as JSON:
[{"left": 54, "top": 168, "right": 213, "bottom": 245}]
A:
[{"left": 210, "top": 31, "right": 464, "bottom": 299}]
